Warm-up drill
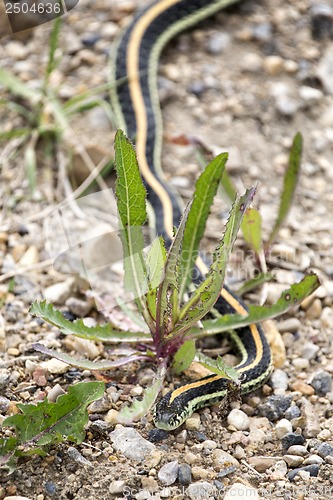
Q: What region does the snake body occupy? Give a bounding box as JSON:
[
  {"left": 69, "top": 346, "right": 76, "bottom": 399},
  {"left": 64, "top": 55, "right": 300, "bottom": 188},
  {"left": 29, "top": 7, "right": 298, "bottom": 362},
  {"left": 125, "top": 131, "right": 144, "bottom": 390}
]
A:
[{"left": 110, "top": 0, "right": 272, "bottom": 431}]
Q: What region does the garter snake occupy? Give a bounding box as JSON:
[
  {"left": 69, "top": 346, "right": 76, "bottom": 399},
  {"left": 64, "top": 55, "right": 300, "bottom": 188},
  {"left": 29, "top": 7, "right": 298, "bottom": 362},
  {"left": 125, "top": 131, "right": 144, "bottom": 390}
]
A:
[{"left": 110, "top": 0, "right": 272, "bottom": 431}]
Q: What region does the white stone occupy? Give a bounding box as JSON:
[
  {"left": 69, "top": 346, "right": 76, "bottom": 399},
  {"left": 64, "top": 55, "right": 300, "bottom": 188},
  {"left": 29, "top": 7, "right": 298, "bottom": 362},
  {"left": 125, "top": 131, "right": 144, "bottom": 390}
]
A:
[
  {"left": 275, "top": 419, "right": 293, "bottom": 439},
  {"left": 227, "top": 408, "right": 250, "bottom": 431}
]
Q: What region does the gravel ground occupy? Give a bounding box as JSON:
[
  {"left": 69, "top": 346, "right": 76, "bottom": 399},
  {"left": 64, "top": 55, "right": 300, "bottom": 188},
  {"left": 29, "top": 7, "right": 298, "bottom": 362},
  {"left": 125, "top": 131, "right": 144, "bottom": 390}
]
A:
[{"left": 1, "top": 0, "right": 333, "bottom": 498}]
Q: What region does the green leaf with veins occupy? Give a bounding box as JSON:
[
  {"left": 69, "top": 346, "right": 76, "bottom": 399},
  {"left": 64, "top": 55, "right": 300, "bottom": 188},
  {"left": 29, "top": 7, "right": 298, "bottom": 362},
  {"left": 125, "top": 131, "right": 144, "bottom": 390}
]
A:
[
  {"left": 30, "top": 300, "right": 150, "bottom": 343},
  {"left": 191, "top": 274, "right": 320, "bottom": 338},
  {"left": 0, "top": 382, "right": 104, "bottom": 469},
  {"left": 114, "top": 130, "right": 153, "bottom": 329},
  {"left": 179, "top": 153, "right": 228, "bottom": 299}
]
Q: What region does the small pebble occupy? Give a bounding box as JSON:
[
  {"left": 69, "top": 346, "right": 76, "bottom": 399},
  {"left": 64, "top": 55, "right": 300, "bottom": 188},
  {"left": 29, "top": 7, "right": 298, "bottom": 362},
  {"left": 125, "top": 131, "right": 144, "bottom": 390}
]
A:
[
  {"left": 191, "top": 467, "right": 209, "bottom": 480},
  {"left": 301, "top": 342, "right": 320, "bottom": 360},
  {"left": 283, "top": 454, "right": 304, "bottom": 467},
  {"left": 43, "top": 279, "right": 75, "bottom": 305},
  {"left": 290, "top": 380, "right": 314, "bottom": 396},
  {"left": 47, "top": 384, "right": 65, "bottom": 402},
  {"left": 148, "top": 429, "right": 168, "bottom": 443},
  {"left": 211, "top": 449, "right": 239, "bottom": 469},
  {"left": 0, "top": 396, "right": 10, "bottom": 413},
  {"left": 109, "top": 480, "right": 125, "bottom": 494},
  {"left": 285, "top": 404, "right": 301, "bottom": 420},
  {"left": 287, "top": 464, "right": 320, "bottom": 482},
  {"left": 88, "top": 395, "right": 112, "bottom": 413},
  {"left": 233, "top": 445, "right": 245, "bottom": 460},
  {"left": 287, "top": 445, "right": 308, "bottom": 456},
  {"left": 311, "top": 371, "right": 332, "bottom": 396},
  {"left": 275, "top": 419, "right": 292, "bottom": 438},
  {"left": 271, "top": 369, "right": 289, "bottom": 391},
  {"left": 299, "top": 85, "right": 323, "bottom": 104},
  {"left": 259, "top": 395, "right": 292, "bottom": 421},
  {"left": 305, "top": 298, "right": 322, "bottom": 319},
  {"left": 67, "top": 447, "right": 92, "bottom": 467},
  {"left": 224, "top": 482, "right": 259, "bottom": 500},
  {"left": 291, "top": 358, "right": 310, "bottom": 371},
  {"left": 202, "top": 439, "right": 217, "bottom": 451},
  {"left": 248, "top": 456, "right": 278, "bottom": 473},
  {"left": 178, "top": 464, "right": 192, "bottom": 486},
  {"left": 275, "top": 94, "right": 299, "bottom": 117},
  {"left": 89, "top": 420, "right": 112, "bottom": 436},
  {"left": 281, "top": 433, "right": 305, "bottom": 450},
  {"left": 0, "top": 369, "right": 10, "bottom": 390},
  {"left": 277, "top": 318, "right": 301, "bottom": 333},
  {"left": 317, "top": 429, "right": 331, "bottom": 440},
  {"left": 248, "top": 429, "right": 266, "bottom": 446},
  {"left": 158, "top": 461, "right": 179, "bottom": 486},
  {"left": 206, "top": 32, "right": 231, "bottom": 54},
  {"left": 109, "top": 426, "right": 155, "bottom": 462},
  {"left": 227, "top": 408, "right": 250, "bottom": 431},
  {"left": 269, "top": 460, "right": 288, "bottom": 479},
  {"left": 40, "top": 359, "right": 69, "bottom": 375},
  {"left": 240, "top": 53, "right": 263, "bottom": 72},
  {"left": 302, "top": 399, "right": 321, "bottom": 438},
  {"left": 311, "top": 4, "right": 333, "bottom": 40},
  {"left": 263, "top": 55, "right": 284, "bottom": 75},
  {"left": 187, "top": 481, "right": 215, "bottom": 500},
  {"left": 185, "top": 413, "right": 201, "bottom": 431},
  {"left": 45, "top": 481, "right": 57, "bottom": 496},
  {"left": 303, "top": 454, "right": 324, "bottom": 465},
  {"left": 184, "top": 452, "right": 198, "bottom": 465},
  {"left": 104, "top": 409, "right": 119, "bottom": 425},
  {"left": 317, "top": 442, "right": 333, "bottom": 458},
  {"left": 65, "top": 297, "right": 93, "bottom": 317}
]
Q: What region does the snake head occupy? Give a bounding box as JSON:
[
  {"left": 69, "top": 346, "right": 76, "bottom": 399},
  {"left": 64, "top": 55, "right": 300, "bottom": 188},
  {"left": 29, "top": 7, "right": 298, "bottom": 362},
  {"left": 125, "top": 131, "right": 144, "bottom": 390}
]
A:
[{"left": 153, "top": 391, "right": 187, "bottom": 431}]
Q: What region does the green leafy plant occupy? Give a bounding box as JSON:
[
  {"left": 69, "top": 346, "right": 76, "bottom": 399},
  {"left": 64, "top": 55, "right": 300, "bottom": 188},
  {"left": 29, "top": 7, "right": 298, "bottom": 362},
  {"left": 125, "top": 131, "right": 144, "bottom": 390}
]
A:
[
  {"left": 0, "top": 381, "right": 104, "bottom": 472},
  {"left": 29, "top": 130, "right": 319, "bottom": 425},
  {"left": 0, "top": 18, "right": 114, "bottom": 191}
]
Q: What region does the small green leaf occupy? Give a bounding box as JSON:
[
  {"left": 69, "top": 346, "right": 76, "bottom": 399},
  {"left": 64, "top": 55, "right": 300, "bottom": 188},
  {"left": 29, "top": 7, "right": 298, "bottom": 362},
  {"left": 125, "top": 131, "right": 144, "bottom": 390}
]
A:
[
  {"left": 175, "top": 187, "right": 256, "bottom": 335},
  {"left": 172, "top": 340, "right": 196, "bottom": 374},
  {"left": 195, "top": 351, "right": 239, "bottom": 381},
  {"left": 116, "top": 366, "right": 165, "bottom": 424},
  {"left": 192, "top": 274, "right": 320, "bottom": 338},
  {"left": 266, "top": 132, "right": 302, "bottom": 247},
  {"left": 0, "top": 382, "right": 104, "bottom": 468},
  {"left": 30, "top": 301, "right": 151, "bottom": 343},
  {"left": 179, "top": 153, "right": 228, "bottom": 299},
  {"left": 241, "top": 207, "right": 262, "bottom": 254}
]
